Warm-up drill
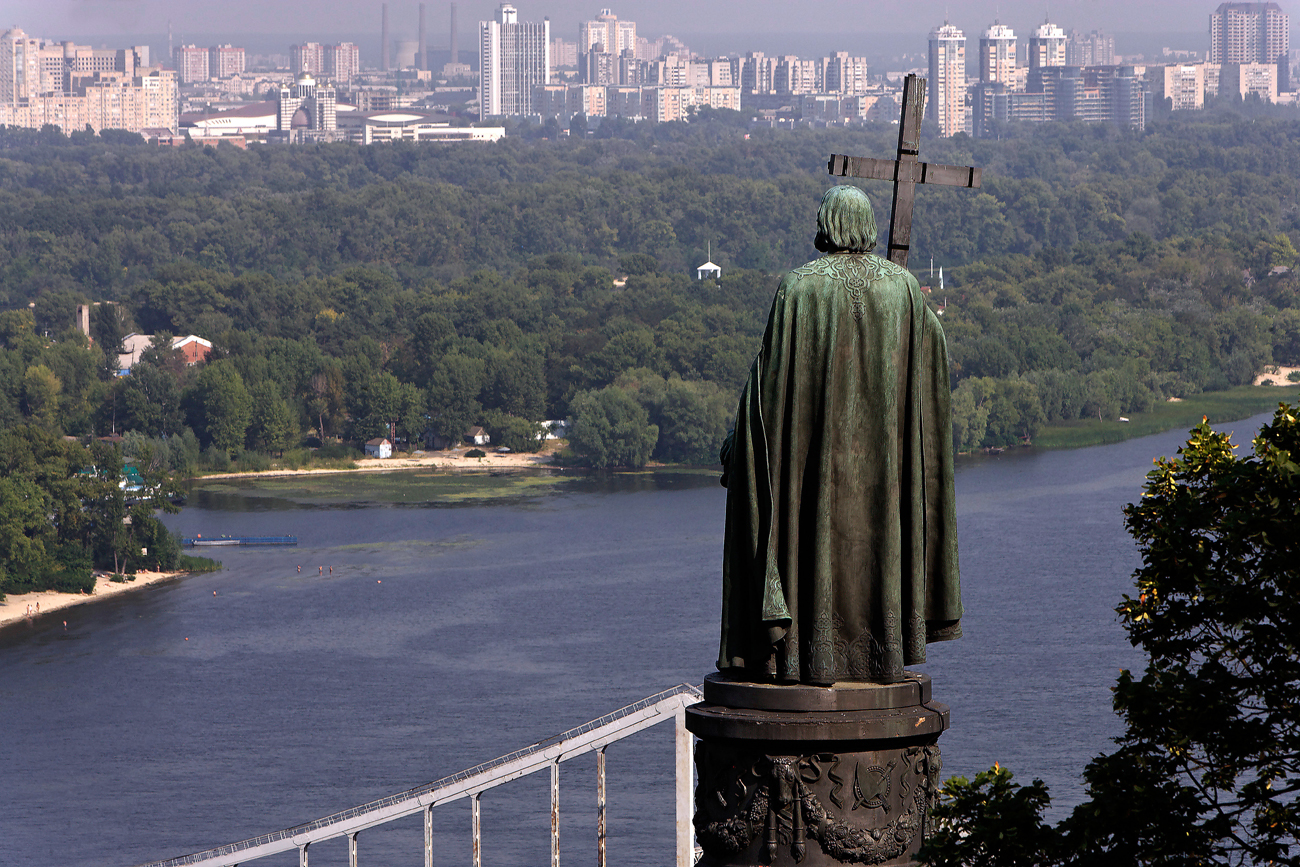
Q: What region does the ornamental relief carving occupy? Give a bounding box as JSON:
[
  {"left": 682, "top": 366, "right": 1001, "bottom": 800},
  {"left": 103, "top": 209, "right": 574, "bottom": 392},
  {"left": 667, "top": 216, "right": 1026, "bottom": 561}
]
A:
[{"left": 694, "top": 743, "right": 942, "bottom": 865}]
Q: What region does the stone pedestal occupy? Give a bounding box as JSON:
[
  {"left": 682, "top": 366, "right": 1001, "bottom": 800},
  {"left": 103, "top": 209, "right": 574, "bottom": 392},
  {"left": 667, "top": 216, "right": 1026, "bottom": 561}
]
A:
[{"left": 685, "top": 673, "right": 948, "bottom": 867}]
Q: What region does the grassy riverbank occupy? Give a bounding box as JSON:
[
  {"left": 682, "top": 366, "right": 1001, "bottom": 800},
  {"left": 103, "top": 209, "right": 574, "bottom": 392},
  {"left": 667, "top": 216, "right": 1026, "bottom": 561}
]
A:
[{"left": 1033, "top": 386, "right": 1297, "bottom": 450}]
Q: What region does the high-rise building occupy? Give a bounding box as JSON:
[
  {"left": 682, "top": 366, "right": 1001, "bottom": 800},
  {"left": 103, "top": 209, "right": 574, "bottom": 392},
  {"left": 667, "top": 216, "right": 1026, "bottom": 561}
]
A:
[
  {"left": 579, "top": 9, "right": 636, "bottom": 56},
  {"left": 1211, "top": 2, "right": 1289, "bottom": 63},
  {"left": 551, "top": 38, "right": 578, "bottom": 70},
  {"left": 1211, "top": 2, "right": 1290, "bottom": 89},
  {"left": 479, "top": 3, "right": 550, "bottom": 118},
  {"left": 209, "top": 45, "right": 245, "bottom": 78},
  {"left": 775, "top": 55, "right": 817, "bottom": 94},
  {"left": 174, "top": 44, "right": 209, "bottom": 83},
  {"left": 980, "top": 23, "right": 1017, "bottom": 85},
  {"left": 1066, "top": 30, "right": 1116, "bottom": 67},
  {"left": 1158, "top": 63, "right": 1211, "bottom": 110},
  {"left": 290, "top": 43, "right": 326, "bottom": 77},
  {"left": 325, "top": 43, "right": 360, "bottom": 82},
  {"left": 1221, "top": 60, "right": 1280, "bottom": 99},
  {"left": 1029, "top": 21, "right": 1067, "bottom": 69},
  {"left": 578, "top": 9, "right": 636, "bottom": 85},
  {"left": 1, "top": 27, "right": 42, "bottom": 102},
  {"left": 825, "top": 52, "right": 871, "bottom": 95},
  {"left": 740, "top": 51, "right": 777, "bottom": 94},
  {"left": 0, "top": 63, "right": 178, "bottom": 134},
  {"left": 928, "top": 22, "right": 966, "bottom": 137}
]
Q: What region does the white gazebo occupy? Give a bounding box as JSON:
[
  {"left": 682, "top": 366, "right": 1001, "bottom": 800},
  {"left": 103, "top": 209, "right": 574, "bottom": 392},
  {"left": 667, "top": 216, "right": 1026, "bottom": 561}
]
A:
[{"left": 696, "top": 242, "right": 721, "bottom": 280}]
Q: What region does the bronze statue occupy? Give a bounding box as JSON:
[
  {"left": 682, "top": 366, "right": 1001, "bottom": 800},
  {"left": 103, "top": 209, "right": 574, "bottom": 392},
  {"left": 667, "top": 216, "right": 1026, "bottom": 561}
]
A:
[{"left": 718, "top": 185, "right": 961, "bottom": 685}]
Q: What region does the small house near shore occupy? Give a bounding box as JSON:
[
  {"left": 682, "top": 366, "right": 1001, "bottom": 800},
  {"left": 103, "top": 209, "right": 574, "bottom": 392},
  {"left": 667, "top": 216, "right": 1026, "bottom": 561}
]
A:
[
  {"left": 364, "top": 438, "right": 393, "bottom": 459},
  {"left": 465, "top": 426, "right": 491, "bottom": 446}
]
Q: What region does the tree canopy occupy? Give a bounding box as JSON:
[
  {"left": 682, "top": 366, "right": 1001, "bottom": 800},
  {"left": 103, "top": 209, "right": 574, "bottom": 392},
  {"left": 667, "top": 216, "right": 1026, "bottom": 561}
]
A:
[{"left": 920, "top": 404, "right": 1300, "bottom": 866}]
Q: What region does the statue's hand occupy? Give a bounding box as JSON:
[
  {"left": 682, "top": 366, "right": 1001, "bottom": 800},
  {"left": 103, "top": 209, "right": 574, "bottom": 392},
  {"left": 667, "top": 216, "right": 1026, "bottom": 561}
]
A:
[{"left": 719, "top": 428, "right": 736, "bottom": 487}]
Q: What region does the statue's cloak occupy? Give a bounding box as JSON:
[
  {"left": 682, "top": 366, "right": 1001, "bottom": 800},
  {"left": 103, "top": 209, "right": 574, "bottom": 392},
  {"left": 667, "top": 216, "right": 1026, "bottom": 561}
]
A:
[{"left": 719, "top": 252, "right": 961, "bottom": 684}]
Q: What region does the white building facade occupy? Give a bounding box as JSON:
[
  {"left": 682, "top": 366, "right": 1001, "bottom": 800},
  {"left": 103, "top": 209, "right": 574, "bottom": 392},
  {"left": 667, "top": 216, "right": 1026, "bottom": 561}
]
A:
[
  {"left": 480, "top": 3, "right": 550, "bottom": 118},
  {"left": 928, "top": 22, "right": 966, "bottom": 137}
]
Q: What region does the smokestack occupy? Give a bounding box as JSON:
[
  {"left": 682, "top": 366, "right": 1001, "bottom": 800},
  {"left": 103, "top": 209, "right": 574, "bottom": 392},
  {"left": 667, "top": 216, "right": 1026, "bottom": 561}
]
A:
[
  {"left": 418, "top": 3, "right": 426, "bottom": 70},
  {"left": 449, "top": 2, "right": 458, "bottom": 67},
  {"left": 381, "top": 3, "right": 390, "bottom": 71}
]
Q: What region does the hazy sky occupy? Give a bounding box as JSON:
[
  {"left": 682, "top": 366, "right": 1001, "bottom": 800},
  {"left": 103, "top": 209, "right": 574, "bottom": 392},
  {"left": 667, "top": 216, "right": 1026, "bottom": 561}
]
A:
[{"left": 6, "top": 0, "right": 1219, "bottom": 41}]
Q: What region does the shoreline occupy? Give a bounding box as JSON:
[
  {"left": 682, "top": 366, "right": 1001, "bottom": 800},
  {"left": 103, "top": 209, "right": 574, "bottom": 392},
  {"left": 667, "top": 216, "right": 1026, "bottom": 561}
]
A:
[
  {"left": 193, "top": 446, "right": 560, "bottom": 482},
  {"left": 0, "top": 570, "right": 186, "bottom": 631}
]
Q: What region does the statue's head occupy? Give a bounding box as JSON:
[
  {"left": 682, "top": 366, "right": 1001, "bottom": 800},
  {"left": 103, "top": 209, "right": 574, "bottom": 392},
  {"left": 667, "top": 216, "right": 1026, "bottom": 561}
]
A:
[{"left": 814, "top": 185, "right": 877, "bottom": 254}]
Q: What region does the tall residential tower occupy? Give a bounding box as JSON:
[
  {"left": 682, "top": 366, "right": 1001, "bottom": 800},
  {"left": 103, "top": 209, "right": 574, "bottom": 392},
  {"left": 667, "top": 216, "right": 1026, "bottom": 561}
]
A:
[
  {"left": 1210, "top": 2, "right": 1290, "bottom": 88},
  {"left": 1029, "top": 21, "right": 1067, "bottom": 69},
  {"left": 980, "top": 23, "right": 1017, "bottom": 85},
  {"left": 928, "top": 22, "right": 966, "bottom": 137},
  {"left": 480, "top": 3, "right": 550, "bottom": 118}
]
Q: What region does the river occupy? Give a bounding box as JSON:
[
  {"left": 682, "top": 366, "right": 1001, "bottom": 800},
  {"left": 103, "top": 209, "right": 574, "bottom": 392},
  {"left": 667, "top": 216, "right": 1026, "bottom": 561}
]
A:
[{"left": 0, "top": 412, "right": 1275, "bottom": 867}]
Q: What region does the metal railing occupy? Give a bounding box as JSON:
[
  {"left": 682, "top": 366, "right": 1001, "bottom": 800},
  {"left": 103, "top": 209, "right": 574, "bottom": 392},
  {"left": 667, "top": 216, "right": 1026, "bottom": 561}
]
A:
[{"left": 131, "top": 683, "right": 703, "bottom": 867}]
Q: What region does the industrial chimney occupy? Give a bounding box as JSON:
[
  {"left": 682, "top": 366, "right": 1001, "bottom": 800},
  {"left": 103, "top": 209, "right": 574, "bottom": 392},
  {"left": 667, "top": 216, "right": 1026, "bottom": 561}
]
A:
[
  {"left": 381, "top": 3, "right": 390, "bottom": 71},
  {"left": 449, "top": 2, "right": 458, "bottom": 67},
  {"left": 418, "top": 3, "right": 427, "bottom": 70}
]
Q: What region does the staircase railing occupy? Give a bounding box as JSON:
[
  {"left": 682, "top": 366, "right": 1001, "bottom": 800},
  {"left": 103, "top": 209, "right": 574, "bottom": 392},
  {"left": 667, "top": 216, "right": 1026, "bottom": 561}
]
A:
[{"left": 131, "top": 683, "right": 703, "bottom": 867}]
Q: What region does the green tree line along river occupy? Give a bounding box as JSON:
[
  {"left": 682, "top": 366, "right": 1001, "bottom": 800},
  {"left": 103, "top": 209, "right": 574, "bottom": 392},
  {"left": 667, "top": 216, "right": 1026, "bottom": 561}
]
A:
[{"left": 4, "top": 106, "right": 1300, "bottom": 594}]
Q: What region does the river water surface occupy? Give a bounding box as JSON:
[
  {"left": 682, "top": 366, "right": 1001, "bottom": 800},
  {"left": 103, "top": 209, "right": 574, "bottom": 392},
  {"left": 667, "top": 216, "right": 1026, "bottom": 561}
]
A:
[{"left": 0, "top": 412, "right": 1277, "bottom": 867}]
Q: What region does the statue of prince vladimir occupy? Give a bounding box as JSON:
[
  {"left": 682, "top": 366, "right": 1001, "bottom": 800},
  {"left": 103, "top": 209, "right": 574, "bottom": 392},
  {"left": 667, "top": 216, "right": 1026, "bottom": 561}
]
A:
[{"left": 718, "top": 185, "right": 962, "bottom": 686}]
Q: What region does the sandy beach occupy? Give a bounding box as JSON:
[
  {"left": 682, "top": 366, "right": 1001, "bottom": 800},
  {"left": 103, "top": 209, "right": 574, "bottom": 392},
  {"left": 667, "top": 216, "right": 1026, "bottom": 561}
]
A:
[
  {"left": 1254, "top": 365, "right": 1300, "bottom": 387},
  {"left": 197, "top": 445, "right": 561, "bottom": 481},
  {"left": 0, "top": 570, "right": 185, "bottom": 630}
]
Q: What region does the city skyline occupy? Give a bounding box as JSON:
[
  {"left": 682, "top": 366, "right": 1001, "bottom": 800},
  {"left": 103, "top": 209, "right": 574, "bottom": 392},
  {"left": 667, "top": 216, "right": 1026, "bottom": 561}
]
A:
[{"left": 3, "top": 0, "right": 1269, "bottom": 42}]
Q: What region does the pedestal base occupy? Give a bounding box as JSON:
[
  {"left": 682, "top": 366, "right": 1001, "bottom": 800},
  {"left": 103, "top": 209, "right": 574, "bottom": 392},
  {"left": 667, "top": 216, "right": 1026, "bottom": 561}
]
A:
[{"left": 686, "top": 674, "right": 948, "bottom": 867}]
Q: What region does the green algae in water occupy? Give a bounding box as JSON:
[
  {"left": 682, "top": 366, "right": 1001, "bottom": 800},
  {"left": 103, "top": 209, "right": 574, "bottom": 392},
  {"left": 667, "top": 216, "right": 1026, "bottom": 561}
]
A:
[{"left": 193, "top": 470, "right": 569, "bottom": 506}]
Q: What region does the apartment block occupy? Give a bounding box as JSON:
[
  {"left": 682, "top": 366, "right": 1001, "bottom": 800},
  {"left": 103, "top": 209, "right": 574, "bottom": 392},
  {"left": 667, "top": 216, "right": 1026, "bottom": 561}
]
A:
[
  {"left": 1222, "top": 60, "right": 1279, "bottom": 99},
  {"left": 1029, "top": 21, "right": 1067, "bottom": 69},
  {"left": 980, "top": 23, "right": 1017, "bottom": 86},
  {"left": 1, "top": 27, "right": 41, "bottom": 102},
  {"left": 480, "top": 3, "right": 550, "bottom": 118},
  {"left": 175, "top": 44, "right": 209, "bottom": 84},
  {"left": 825, "top": 53, "right": 872, "bottom": 95},
  {"left": 1211, "top": 2, "right": 1290, "bottom": 90},
  {"left": 209, "top": 45, "right": 245, "bottom": 78},
  {"left": 928, "top": 22, "right": 966, "bottom": 137},
  {"left": 1067, "top": 30, "right": 1116, "bottom": 67},
  {"left": 325, "top": 43, "right": 360, "bottom": 83},
  {"left": 0, "top": 66, "right": 178, "bottom": 134},
  {"left": 290, "top": 43, "right": 326, "bottom": 77}
]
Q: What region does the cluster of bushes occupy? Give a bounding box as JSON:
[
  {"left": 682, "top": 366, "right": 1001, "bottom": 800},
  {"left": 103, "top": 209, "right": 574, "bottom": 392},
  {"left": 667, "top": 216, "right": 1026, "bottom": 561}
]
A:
[{"left": 0, "top": 424, "right": 199, "bottom": 600}]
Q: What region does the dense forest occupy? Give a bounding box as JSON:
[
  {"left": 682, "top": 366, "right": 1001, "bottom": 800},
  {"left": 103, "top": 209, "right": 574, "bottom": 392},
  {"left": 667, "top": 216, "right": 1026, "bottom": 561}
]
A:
[{"left": 3, "top": 106, "right": 1300, "bottom": 592}]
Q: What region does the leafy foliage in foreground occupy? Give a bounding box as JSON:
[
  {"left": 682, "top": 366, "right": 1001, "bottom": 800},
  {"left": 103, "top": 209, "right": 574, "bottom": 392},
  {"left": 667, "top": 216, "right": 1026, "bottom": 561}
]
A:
[{"left": 921, "top": 404, "right": 1300, "bottom": 866}]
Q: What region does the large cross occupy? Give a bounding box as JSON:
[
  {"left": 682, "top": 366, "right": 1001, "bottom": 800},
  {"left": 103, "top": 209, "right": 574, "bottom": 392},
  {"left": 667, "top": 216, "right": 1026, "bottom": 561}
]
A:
[{"left": 827, "top": 74, "right": 982, "bottom": 269}]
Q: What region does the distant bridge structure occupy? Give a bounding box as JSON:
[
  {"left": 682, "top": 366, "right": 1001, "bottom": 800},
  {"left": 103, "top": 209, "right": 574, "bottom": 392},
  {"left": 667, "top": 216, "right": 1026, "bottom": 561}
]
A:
[{"left": 131, "top": 684, "right": 703, "bottom": 867}]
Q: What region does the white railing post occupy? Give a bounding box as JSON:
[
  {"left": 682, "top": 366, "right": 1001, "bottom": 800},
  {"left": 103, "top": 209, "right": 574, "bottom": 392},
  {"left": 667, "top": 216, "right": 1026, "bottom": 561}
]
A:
[
  {"left": 551, "top": 759, "right": 560, "bottom": 867},
  {"left": 424, "top": 804, "right": 433, "bottom": 867},
  {"left": 134, "top": 685, "right": 703, "bottom": 867},
  {"left": 471, "top": 793, "right": 482, "bottom": 867},
  {"left": 597, "top": 747, "right": 607, "bottom": 867},
  {"left": 675, "top": 702, "right": 694, "bottom": 867}
]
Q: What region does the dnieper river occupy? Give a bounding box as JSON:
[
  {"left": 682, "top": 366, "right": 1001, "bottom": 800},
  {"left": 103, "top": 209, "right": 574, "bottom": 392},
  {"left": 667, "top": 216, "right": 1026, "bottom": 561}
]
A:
[{"left": 0, "top": 413, "right": 1275, "bottom": 867}]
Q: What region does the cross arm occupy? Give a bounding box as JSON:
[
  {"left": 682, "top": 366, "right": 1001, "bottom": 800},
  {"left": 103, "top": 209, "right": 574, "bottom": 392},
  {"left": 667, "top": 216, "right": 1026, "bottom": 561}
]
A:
[{"left": 828, "top": 154, "right": 982, "bottom": 190}]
